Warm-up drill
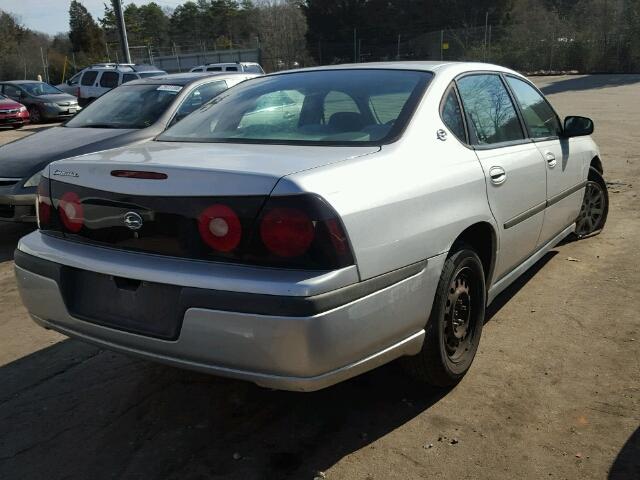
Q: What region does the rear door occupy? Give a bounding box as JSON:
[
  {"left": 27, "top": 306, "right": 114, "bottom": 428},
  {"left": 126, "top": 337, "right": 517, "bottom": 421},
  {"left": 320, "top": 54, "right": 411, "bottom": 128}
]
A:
[
  {"left": 79, "top": 70, "right": 98, "bottom": 99},
  {"left": 505, "top": 75, "right": 584, "bottom": 245},
  {"left": 457, "top": 73, "right": 547, "bottom": 280},
  {"left": 97, "top": 71, "right": 120, "bottom": 97}
]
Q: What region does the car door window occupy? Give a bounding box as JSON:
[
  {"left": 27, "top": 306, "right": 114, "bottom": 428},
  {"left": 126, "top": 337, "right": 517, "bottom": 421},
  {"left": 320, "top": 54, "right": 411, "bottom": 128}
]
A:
[
  {"left": 506, "top": 76, "right": 562, "bottom": 139},
  {"left": 3, "top": 85, "right": 22, "bottom": 98},
  {"left": 81, "top": 71, "right": 98, "bottom": 86},
  {"left": 100, "top": 71, "right": 119, "bottom": 88},
  {"left": 225, "top": 66, "right": 238, "bottom": 71},
  {"left": 440, "top": 86, "right": 466, "bottom": 142},
  {"left": 122, "top": 74, "right": 138, "bottom": 84},
  {"left": 206, "top": 66, "right": 222, "bottom": 71},
  {"left": 174, "top": 81, "right": 228, "bottom": 121},
  {"left": 456, "top": 74, "right": 524, "bottom": 145},
  {"left": 68, "top": 73, "right": 82, "bottom": 86}
]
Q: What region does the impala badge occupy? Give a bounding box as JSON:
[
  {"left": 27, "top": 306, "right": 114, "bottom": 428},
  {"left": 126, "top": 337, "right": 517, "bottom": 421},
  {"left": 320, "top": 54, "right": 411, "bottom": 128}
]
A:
[
  {"left": 436, "top": 129, "right": 448, "bottom": 141},
  {"left": 123, "top": 211, "right": 143, "bottom": 231},
  {"left": 52, "top": 169, "right": 79, "bottom": 178}
]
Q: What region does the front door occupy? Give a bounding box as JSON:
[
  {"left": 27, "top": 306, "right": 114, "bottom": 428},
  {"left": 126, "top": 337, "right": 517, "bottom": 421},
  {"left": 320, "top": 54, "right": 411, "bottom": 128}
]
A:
[
  {"left": 504, "top": 76, "right": 584, "bottom": 245},
  {"left": 457, "top": 73, "right": 547, "bottom": 280}
]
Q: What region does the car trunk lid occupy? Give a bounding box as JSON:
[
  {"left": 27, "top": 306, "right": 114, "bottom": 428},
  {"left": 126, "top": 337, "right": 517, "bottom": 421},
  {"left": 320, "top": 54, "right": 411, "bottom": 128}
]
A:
[{"left": 48, "top": 141, "right": 380, "bottom": 196}]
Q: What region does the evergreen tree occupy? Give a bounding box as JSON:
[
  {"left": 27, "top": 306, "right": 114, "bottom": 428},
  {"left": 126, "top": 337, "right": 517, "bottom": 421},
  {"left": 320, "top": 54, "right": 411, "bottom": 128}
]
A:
[{"left": 68, "top": 0, "right": 104, "bottom": 59}]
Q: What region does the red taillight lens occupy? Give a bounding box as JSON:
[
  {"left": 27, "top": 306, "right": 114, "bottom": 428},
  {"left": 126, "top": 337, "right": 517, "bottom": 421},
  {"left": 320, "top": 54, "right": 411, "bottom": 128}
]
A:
[
  {"left": 36, "top": 179, "right": 51, "bottom": 228},
  {"left": 197, "top": 204, "right": 242, "bottom": 252},
  {"left": 254, "top": 195, "right": 354, "bottom": 269},
  {"left": 58, "top": 191, "right": 84, "bottom": 233},
  {"left": 260, "top": 207, "right": 315, "bottom": 258}
]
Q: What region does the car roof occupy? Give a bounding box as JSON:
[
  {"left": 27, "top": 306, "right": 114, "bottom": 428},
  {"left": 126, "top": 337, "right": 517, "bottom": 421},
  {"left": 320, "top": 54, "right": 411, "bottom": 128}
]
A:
[
  {"left": 121, "top": 72, "right": 259, "bottom": 87},
  {"left": 0, "top": 80, "right": 44, "bottom": 84},
  {"left": 274, "top": 61, "right": 519, "bottom": 77}
]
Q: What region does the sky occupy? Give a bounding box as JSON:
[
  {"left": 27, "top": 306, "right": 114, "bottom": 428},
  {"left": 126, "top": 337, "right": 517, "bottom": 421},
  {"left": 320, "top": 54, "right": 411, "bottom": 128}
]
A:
[{"left": 1, "top": 0, "right": 183, "bottom": 35}]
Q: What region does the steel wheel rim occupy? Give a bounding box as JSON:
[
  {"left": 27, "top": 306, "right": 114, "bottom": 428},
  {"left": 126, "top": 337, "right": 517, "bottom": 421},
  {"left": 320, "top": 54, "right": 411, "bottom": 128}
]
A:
[
  {"left": 576, "top": 181, "right": 605, "bottom": 236},
  {"left": 30, "top": 108, "right": 40, "bottom": 123},
  {"left": 443, "top": 266, "right": 476, "bottom": 362}
]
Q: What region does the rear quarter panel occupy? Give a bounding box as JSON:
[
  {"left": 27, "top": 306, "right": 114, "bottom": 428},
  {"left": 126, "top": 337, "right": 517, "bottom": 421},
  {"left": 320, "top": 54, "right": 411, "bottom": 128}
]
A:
[{"left": 273, "top": 72, "right": 497, "bottom": 280}]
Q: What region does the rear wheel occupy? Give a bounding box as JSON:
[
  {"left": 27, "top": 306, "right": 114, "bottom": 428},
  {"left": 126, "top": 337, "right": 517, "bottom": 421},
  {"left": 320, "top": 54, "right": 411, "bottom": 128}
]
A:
[
  {"left": 404, "top": 246, "right": 486, "bottom": 387},
  {"left": 11, "top": 124, "right": 24, "bottom": 129},
  {"left": 575, "top": 167, "right": 608, "bottom": 238}
]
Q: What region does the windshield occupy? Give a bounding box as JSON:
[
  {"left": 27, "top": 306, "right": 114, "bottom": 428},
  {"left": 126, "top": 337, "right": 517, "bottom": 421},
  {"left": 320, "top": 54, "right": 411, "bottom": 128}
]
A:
[
  {"left": 65, "top": 84, "right": 182, "bottom": 129},
  {"left": 158, "top": 69, "right": 433, "bottom": 145},
  {"left": 20, "top": 82, "right": 64, "bottom": 96}
]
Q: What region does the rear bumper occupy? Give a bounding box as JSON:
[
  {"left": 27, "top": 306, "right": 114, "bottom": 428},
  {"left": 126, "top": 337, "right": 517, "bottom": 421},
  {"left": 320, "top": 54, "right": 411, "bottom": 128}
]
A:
[{"left": 15, "top": 232, "right": 445, "bottom": 391}]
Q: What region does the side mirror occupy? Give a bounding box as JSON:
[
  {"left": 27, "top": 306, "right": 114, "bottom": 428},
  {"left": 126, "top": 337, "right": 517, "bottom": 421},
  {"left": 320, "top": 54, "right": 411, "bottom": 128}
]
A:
[{"left": 563, "top": 116, "right": 594, "bottom": 137}]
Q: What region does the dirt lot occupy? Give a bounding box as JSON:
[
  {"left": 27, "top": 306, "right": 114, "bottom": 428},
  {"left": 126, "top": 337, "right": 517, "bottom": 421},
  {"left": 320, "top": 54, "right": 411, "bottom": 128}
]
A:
[{"left": 0, "top": 77, "right": 638, "bottom": 480}]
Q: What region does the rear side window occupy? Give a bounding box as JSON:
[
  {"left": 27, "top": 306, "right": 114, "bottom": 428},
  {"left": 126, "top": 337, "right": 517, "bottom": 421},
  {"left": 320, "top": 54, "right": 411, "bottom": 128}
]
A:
[
  {"left": 440, "top": 87, "right": 466, "bottom": 142},
  {"left": 3, "top": 84, "right": 22, "bottom": 97},
  {"left": 99, "top": 71, "right": 119, "bottom": 88},
  {"left": 81, "top": 71, "right": 98, "bottom": 86},
  {"left": 174, "top": 80, "right": 228, "bottom": 119},
  {"left": 192, "top": 68, "right": 203, "bottom": 72},
  {"left": 225, "top": 66, "right": 238, "bottom": 71},
  {"left": 207, "top": 66, "right": 222, "bottom": 72},
  {"left": 122, "top": 74, "right": 138, "bottom": 83},
  {"left": 506, "top": 76, "right": 561, "bottom": 139},
  {"left": 456, "top": 74, "right": 524, "bottom": 145}
]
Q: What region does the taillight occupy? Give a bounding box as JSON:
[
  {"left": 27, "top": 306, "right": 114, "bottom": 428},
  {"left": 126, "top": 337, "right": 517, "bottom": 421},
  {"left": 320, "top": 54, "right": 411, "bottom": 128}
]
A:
[
  {"left": 58, "top": 191, "right": 84, "bottom": 233},
  {"left": 36, "top": 178, "right": 51, "bottom": 229},
  {"left": 197, "top": 204, "right": 242, "bottom": 252},
  {"left": 254, "top": 195, "right": 354, "bottom": 269},
  {"left": 260, "top": 207, "right": 315, "bottom": 257}
]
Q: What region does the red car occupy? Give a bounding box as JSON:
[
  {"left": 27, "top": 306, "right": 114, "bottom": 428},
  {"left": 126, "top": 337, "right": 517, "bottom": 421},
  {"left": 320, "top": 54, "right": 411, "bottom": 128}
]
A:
[{"left": 0, "top": 94, "right": 29, "bottom": 129}]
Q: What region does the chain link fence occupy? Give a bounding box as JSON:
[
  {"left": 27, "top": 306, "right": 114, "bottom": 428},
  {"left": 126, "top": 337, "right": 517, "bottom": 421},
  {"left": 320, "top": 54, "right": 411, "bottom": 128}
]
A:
[{"left": 309, "top": 25, "right": 638, "bottom": 74}]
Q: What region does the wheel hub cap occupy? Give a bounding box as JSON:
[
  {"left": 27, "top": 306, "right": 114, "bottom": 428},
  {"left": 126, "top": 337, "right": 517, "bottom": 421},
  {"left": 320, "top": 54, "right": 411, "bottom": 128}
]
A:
[{"left": 444, "top": 272, "right": 473, "bottom": 359}]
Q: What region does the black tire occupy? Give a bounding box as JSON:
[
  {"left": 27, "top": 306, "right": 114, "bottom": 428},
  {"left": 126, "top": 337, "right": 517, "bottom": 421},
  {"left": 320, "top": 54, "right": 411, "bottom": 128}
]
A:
[
  {"left": 575, "top": 167, "right": 608, "bottom": 238},
  {"left": 403, "top": 246, "right": 486, "bottom": 387},
  {"left": 11, "top": 124, "right": 24, "bottom": 129},
  {"left": 28, "top": 106, "right": 42, "bottom": 124}
]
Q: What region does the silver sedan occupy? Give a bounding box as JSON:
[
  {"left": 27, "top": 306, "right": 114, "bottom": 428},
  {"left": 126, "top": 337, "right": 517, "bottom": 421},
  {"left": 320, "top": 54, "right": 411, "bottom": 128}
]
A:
[{"left": 15, "top": 62, "right": 608, "bottom": 391}]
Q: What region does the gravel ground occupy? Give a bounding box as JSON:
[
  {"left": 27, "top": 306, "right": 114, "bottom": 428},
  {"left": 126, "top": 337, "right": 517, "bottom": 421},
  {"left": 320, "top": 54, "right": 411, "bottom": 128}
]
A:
[{"left": 0, "top": 76, "right": 638, "bottom": 480}]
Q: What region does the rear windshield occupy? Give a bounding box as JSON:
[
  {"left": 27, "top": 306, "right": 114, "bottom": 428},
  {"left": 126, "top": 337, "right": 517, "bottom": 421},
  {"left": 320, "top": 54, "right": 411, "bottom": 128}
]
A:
[
  {"left": 65, "top": 84, "right": 181, "bottom": 129},
  {"left": 158, "top": 69, "right": 433, "bottom": 146}
]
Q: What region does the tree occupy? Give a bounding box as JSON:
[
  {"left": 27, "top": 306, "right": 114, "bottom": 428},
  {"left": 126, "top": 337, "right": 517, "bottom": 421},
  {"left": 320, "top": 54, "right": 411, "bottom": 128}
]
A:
[
  {"left": 68, "top": 0, "right": 104, "bottom": 59},
  {"left": 256, "top": 0, "right": 309, "bottom": 70}
]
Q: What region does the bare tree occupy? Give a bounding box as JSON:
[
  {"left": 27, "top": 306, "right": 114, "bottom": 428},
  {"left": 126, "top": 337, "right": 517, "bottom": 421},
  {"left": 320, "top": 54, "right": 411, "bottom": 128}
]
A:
[{"left": 255, "top": 0, "right": 311, "bottom": 71}]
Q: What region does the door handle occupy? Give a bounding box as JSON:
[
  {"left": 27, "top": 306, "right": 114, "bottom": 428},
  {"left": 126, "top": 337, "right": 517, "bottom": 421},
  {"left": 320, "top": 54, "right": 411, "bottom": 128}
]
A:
[
  {"left": 489, "top": 166, "right": 506, "bottom": 185},
  {"left": 545, "top": 151, "right": 557, "bottom": 168}
]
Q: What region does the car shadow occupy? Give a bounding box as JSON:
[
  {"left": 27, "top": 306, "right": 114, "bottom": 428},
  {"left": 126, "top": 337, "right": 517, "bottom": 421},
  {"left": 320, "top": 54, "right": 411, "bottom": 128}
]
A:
[
  {"left": 486, "top": 251, "right": 558, "bottom": 323},
  {"left": 0, "top": 222, "right": 34, "bottom": 262},
  {"left": 609, "top": 426, "right": 640, "bottom": 479},
  {"left": 0, "top": 339, "right": 450, "bottom": 479},
  {"left": 0, "top": 243, "right": 565, "bottom": 479},
  {"left": 538, "top": 74, "right": 640, "bottom": 95}
]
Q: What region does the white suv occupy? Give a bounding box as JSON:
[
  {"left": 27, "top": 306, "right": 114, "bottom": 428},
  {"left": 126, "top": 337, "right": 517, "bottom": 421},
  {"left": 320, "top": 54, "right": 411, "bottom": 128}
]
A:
[
  {"left": 190, "top": 62, "right": 264, "bottom": 74},
  {"left": 68, "top": 64, "right": 167, "bottom": 106}
]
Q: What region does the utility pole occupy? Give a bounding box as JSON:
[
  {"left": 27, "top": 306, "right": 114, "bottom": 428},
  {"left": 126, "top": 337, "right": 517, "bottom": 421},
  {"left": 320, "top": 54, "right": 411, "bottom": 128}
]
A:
[
  {"left": 112, "top": 0, "right": 131, "bottom": 64},
  {"left": 353, "top": 28, "right": 357, "bottom": 63},
  {"left": 396, "top": 34, "right": 401, "bottom": 60},
  {"left": 484, "top": 11, "right": 489, "bottom": 62}
]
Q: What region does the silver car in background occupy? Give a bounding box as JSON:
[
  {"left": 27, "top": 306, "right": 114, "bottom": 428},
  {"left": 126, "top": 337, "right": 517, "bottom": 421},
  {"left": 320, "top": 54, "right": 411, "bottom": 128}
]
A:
[{"left": 15, "top": 62, "right": 608, "bottom": 391}]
